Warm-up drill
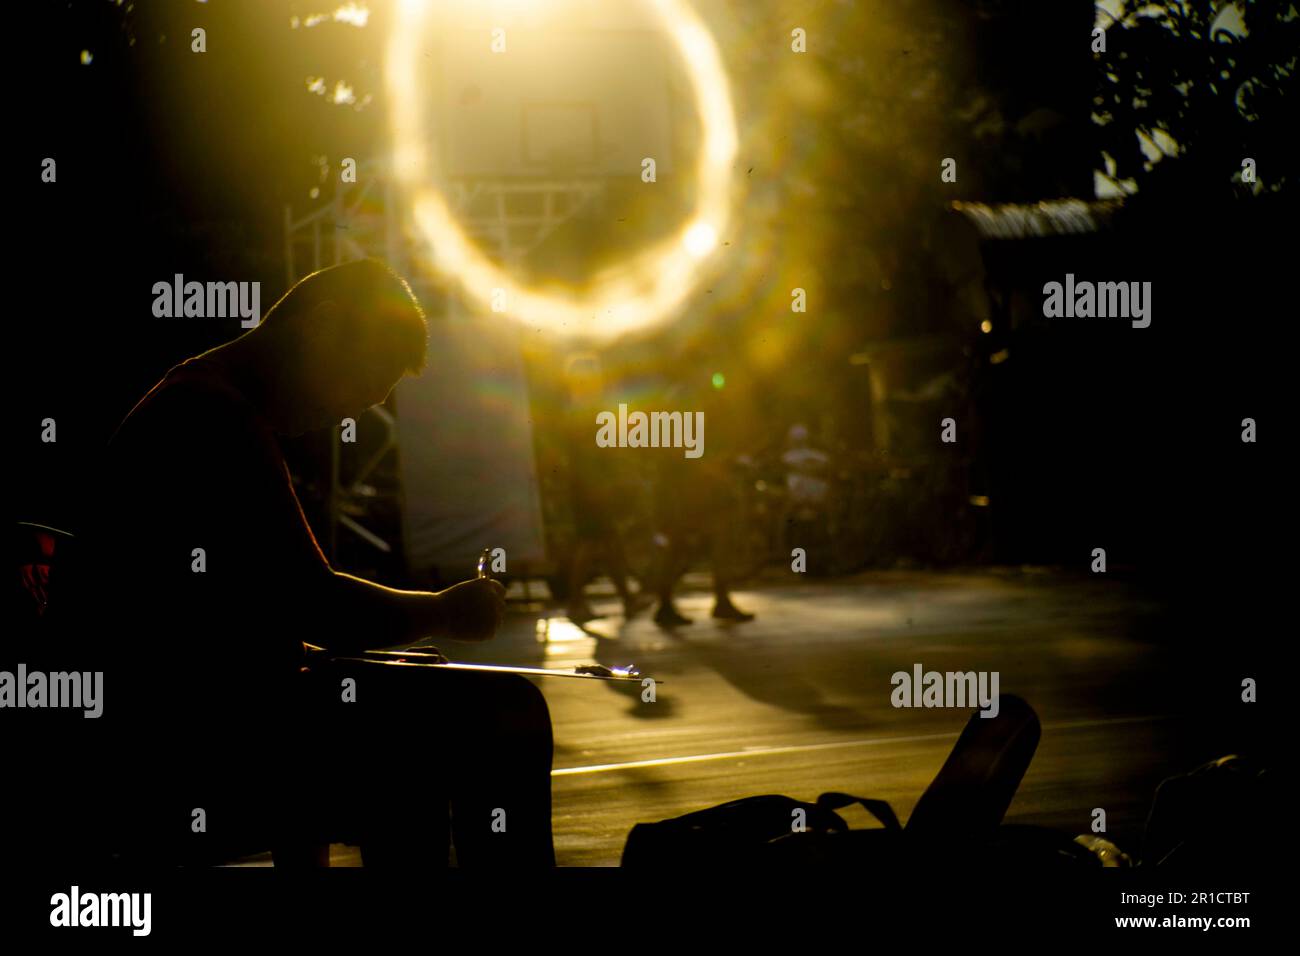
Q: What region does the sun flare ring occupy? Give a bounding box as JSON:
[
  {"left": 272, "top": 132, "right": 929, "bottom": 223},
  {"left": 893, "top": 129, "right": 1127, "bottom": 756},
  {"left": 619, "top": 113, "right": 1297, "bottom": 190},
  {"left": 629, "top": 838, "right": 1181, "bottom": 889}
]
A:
[{"left": 387, "top": 0, "right": 738, "bottom": 339}]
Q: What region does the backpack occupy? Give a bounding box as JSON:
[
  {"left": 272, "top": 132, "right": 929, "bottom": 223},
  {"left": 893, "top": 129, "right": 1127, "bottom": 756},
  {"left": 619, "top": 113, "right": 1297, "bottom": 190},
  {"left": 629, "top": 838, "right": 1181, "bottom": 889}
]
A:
[{"left": 621, "top": 694, "right": 1106, "bottom": 867}]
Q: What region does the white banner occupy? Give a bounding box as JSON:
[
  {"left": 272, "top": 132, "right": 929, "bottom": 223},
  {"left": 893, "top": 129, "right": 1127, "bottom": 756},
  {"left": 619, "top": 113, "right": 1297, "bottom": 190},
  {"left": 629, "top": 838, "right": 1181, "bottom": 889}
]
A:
[{"left": 395, "top": 314, "right": 546, "bottom": 577}]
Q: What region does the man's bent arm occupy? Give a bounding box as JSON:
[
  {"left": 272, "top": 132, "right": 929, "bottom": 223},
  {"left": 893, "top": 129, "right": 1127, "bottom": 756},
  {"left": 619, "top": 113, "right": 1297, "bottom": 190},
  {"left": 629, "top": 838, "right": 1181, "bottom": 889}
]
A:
[{"left": 313, "top": 571, "right": 445, "bottom": 654}]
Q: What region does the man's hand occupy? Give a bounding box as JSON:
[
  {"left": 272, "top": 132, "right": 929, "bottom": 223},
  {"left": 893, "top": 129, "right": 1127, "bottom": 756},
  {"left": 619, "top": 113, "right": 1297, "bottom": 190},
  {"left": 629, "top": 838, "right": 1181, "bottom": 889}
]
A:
[{"left": 434, "top": 577, "right": 506, "bottom": 641}]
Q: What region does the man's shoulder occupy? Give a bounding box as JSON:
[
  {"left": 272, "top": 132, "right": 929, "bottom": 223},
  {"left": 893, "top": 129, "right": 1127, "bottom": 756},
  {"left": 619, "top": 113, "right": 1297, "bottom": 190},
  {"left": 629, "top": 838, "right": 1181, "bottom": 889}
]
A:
[
  {"left": 150, "top": 357, "right": 249, "bottom": 405},
  {"left": 118, "top": 359, "right": 256, "bottom": 436}
]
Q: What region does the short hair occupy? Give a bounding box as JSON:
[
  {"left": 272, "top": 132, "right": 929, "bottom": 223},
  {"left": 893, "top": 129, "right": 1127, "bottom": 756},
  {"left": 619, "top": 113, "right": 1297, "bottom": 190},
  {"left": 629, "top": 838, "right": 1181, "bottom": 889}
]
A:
[{"left": 260, "top": 259, "right": 429, "bottom": 374}]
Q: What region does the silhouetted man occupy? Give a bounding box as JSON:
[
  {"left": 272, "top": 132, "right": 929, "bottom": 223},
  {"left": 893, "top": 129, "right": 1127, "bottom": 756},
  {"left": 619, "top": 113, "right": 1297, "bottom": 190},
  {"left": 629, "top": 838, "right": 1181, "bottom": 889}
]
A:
[{"left": 90, "top": 259, "right": 555, "bottom": 866}]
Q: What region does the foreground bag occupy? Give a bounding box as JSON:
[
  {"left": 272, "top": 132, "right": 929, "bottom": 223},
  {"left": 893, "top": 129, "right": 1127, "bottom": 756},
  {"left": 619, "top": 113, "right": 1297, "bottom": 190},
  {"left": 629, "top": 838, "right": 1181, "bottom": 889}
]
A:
[
  {"left": 621, "top": 694, "right": 1103, "bottom": 867},
  {"left": 621, "top": 791, "right": 904, "bottom": 866},
  {"left": 1142, "top": 754, "right": 1275, "bottom": 868}
]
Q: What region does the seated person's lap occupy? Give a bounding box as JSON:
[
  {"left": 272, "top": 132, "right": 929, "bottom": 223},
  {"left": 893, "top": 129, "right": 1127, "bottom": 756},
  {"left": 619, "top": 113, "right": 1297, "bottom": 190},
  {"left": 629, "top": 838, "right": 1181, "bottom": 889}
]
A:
[{"left": 116, "top": 661, "right": 553, "bottom": 860}]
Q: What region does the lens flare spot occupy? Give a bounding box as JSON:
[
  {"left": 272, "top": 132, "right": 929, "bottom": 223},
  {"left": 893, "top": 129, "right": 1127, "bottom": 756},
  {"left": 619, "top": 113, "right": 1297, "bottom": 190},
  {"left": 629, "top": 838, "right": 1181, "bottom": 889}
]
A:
[{"left": 683, "top": 221, "right": 718, "bottom": 258}]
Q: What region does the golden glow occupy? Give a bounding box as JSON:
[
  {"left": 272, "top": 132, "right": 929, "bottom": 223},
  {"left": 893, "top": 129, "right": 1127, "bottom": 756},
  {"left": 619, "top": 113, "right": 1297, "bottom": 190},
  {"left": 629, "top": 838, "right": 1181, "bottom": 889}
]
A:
[
  {"left": 980, "top": 319, "right": 992, "bottom": 333},
  {"left": 535, "top": 615, "right": 610, "bottom": 663},
  {"left": 296, "top": 5, "right": 371, "bottom": 29},
  {"left": 332, "top": 3, "right": 371, "bottom": 28},
  {"left": 683, "top": 220, "right": 718, "bottom": 258},
  {"left": 387, "top": 0, "right": 739, "bottom": 340},
  {"left": 331, "top": 80, "right": 356, "bottom": 105}
]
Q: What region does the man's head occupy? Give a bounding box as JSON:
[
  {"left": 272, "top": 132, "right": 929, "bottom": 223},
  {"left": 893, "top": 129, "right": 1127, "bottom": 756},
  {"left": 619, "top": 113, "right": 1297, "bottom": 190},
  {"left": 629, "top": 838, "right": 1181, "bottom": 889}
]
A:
[{"left": 246, "top": 259, "right": 428, "bottom": 434}]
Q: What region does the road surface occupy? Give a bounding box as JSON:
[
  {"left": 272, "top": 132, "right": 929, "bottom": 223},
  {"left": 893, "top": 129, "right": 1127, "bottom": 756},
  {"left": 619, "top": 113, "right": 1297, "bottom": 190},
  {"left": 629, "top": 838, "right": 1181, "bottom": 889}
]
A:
[{"left": 236, "top": 567, "right": 1260, "bottom": 866}]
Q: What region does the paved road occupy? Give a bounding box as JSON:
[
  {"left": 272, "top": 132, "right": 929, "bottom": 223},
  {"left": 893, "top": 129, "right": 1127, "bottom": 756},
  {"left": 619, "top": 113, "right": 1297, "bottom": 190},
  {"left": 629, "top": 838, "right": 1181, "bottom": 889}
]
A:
[
  {"left": 282, "top": 567, "right": 1257, "bottom": 868},
  {"left": 528, "top": 571, "right": 1187, "bottom": 866}
]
